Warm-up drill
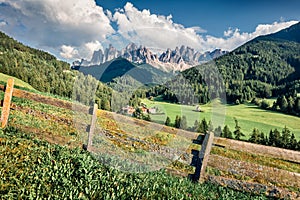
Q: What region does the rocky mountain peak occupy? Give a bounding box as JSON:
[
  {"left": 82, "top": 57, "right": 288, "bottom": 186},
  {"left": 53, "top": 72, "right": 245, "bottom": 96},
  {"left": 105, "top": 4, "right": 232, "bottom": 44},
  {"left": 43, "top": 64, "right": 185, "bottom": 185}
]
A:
[{"left": 73, "top": 43, "right": 228, "bottom": 72}]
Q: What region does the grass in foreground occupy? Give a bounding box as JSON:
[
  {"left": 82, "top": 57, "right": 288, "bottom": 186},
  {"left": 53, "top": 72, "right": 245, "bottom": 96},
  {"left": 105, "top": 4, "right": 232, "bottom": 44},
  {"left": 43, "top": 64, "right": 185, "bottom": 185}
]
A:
[{"left": 0, "top": 127, "right": 270, "bottom": 199}]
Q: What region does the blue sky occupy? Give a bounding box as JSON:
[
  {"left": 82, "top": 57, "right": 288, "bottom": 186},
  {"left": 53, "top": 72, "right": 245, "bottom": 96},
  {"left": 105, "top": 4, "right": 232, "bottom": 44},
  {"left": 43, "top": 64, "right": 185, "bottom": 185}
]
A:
[
  {"left": 96, "top": 0, "right": 300, "bottom": 37},
  {"left": 0, "top": 0, "right": 299, "bottom": 62}
]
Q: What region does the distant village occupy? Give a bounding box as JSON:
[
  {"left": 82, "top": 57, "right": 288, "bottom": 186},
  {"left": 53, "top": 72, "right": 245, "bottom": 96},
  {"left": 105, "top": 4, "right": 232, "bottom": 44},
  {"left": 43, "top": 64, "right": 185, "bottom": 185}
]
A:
[{"left": 121, "top": 103, "right": 158, "bottom": 116}]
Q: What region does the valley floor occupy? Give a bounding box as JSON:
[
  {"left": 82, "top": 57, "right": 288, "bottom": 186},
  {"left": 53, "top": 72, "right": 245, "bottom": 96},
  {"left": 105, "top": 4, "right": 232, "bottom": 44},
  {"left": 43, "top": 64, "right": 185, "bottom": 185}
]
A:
[{"left": 141, "top": 98, "right": 300, "bottom": 140}]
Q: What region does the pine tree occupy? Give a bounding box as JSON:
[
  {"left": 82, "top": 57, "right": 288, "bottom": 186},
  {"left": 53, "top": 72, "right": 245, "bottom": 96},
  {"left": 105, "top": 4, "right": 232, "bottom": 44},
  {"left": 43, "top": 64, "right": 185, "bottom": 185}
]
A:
[
  {"left": 281, "top": 126, "right": 291, "bottom": 148},
  {"left": 180, "top": 115, "right": 188, "bottom": 130},
  {"left": 295, "top": 97, "right": 300, "bottom": 113},
  {"left": 208, "top": 120, "right": 214, "bottom": 132},
  {"left": 174, "top": 115, "right": 181, "bottom": 128},
  {"left": 165, "top": 116, "right": 171, "bottom": 126},
  {"left": 214, "top": 126, "right": 222, "bottom": 137},
  {"left": 287, "top": 96, "right": 295, "bottom": 113},
  {"left": 259, "top": 132, "right": 267, "bottom": 145},
  {"left": 268, "top": 130, "right": 275, "bottom": 146},
  {"left": 198, "top": 118, "right": 208, "bottom": 134},
  {"left": 101, "top": 99, "right": 111, "bottom": 111},
  {"left": 193, "top": 120, "right": 199, "bottom": 132},
  {"left": 280, "top": 96, "right": 288, "bottom": 112},
  {"left": 249, "top": 128, "right": 260, "bottom": 143},
  {"left": 233, "top": 118, "right": 245, "bottom": 140},
  {"left": 222, "top": 125, "right": 233, "bottom": 139},
  {"left": 273, "top": 128, "right": 282, "bottom": 147},
  {"left": 289, "top": 133, "right": 297, "bottom": 150}
]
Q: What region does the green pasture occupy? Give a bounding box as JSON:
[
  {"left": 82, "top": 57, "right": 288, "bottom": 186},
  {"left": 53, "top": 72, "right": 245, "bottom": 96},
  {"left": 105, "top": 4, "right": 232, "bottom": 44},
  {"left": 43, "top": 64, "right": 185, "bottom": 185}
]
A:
[
  {"left": 142, "top": 99, "right": 300, "bottom": 140},
  {"left": 0, "top": 72, "right": 35, "bottom": 90}
]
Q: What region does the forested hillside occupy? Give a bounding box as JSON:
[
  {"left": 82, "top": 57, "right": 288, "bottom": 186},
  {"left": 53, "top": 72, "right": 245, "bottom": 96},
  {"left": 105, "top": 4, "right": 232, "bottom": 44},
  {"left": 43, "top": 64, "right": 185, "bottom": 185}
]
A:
[
  {"left": 0, "top": 32, "right": 74, "bottom": 96},
  {"left": 149, "top": 22, "right": 300, "bottom": 104},
  {"left": 0, "top": 31, "right": 114, "bottom": 110}
]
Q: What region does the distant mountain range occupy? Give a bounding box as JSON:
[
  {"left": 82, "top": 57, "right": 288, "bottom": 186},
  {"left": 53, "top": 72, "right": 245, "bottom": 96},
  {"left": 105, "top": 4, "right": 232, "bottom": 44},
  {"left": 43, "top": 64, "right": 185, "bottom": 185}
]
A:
[
  {"left": 1, "top": 21, "right": 299, "bottom": 106},
  {"left": 73, "top": 43, "right": 228, "bottom": 72},
  {"left": 72, "top": 22, "right": 300, "bottom": 103}
]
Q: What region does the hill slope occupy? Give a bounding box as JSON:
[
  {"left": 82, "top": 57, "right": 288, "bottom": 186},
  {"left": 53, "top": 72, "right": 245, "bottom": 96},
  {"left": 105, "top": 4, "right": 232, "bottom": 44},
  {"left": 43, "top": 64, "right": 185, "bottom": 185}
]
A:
[
  {"left": 151, "top": 22, "right": 300, "bottom": 104},
  {"left": 215, "top": 21, "right": 300, "bottom": 101},
  {"left": 0, "top": 31, "right": 74, "bottom": 97},
  {"left": 0, "top": 31, "right": 116, "bottom": 110},
  {"left": 0, "top": 73, "right": 35, "bottom": 90}
]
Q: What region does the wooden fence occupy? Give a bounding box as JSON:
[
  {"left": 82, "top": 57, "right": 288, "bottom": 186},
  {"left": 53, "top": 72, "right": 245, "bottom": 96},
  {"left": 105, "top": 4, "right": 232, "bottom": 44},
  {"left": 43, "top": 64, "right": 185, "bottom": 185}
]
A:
[
  {"left": 0, "top": 78, "right": 300, "bottom": 191},
  {"left": 0, "top": 78, "right": 215, "bottom": 182},
  {"left": 0, "top": 78, "right": 96, "bottom": 150}
]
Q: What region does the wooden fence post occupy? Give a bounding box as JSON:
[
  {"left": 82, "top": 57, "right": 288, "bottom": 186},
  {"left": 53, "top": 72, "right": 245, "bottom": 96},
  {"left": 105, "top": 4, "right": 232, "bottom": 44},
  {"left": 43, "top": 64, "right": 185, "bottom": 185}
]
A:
[
  {"left": 1, "top": 78, "right": 14, "bottom": 128},
  {"left": 194, "top": 132, "right": 214, "bottom": 183},
  {"left": 87, "top": 103, "right": 98, "bottom": 151}
]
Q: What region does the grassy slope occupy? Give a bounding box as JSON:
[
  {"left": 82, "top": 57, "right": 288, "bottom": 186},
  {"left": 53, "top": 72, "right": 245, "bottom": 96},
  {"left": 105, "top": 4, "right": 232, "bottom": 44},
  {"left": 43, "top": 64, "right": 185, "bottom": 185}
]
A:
[
  {"left": 142, "top": 99, "right": 300, "bottom": 140},
  {"left": 0, "top": 129, "right": 269, "bottom": 199},
  {"left": 0, "top": 92, "right": 298, "bottom": 198},
  {"left": 0, "top": 73, "right": 35, "bottom": 90}
]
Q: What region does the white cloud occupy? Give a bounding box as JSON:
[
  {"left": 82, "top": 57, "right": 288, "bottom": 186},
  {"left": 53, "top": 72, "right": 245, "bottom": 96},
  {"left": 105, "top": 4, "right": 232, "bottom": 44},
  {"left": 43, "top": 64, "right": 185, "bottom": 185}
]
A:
[
  {"left": 190, "top": 26, "right": 207, "bottom": 34},
  {"left": 60, "top": 45, "right": 78, "bottom": 59},
  {"left": 111, "top": 3, "right": 298, "bottom": 53},
  {"left": 224, "top": 28, "right": 234, "bottom": 37},
  {"left": 207, "top": 21, "right": 299, "bottom": 51},
  {"left": 60, "top": 40, "right": 104, "bottom": 60},
  {"left": 0, "top": 20, "right": 7, "bottom": 27},
  {"left": 84, "top": 41, "right": 103, "bottom": 55},
  {"left": 0, "top": 1, "right": 298, "bottom": 61},
  {"left": 0, "top": 0, "right": 114, "bottom": 61},
  {"left": 112, "top": 2, "right": 206, "bottom": 51}
]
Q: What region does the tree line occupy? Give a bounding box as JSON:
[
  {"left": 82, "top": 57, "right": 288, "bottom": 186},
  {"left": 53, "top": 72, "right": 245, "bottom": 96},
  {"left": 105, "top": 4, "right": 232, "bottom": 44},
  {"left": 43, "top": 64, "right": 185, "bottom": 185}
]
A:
[
  {"left": 163, "top": 115, "right": 300, "bottom": 151},
  {"left": 252, "top": 93, "right": 300, "bottom": 116}
]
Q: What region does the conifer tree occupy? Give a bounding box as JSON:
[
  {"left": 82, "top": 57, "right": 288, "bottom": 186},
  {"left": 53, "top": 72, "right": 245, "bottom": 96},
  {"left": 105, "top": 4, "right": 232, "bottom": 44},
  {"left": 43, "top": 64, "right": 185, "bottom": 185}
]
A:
[
  {"left": 222, "top": 125, "right": 233, "bottom": 139},
  {"left": 180, "top": 115, "right": 188, "bottom": 130},
  {"left": 193, "top": 120, "right": 199, "bottom": 132},
  {"left": 249, "top": 128, "right": 260, "bottom": 143},
  {"left": 174, "top": 115, "right": 181, "bottom": 128},
  {"left": 233, "top": 118, "right": 245, "bottom": 140},
  {"left": 165, "top": 116, "right": 171, "bottom": 126},
  {"left": 281, "top": 126, "right": 291, "bottom": 148}
]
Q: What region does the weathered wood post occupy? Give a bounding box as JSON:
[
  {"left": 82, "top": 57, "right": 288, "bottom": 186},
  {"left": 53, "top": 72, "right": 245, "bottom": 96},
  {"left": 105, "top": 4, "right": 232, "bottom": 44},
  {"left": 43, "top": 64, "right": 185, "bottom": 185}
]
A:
[
  {"left": 1, "top": 78, "right": 14, "bottom": 128},
  {"left": 194, "top": 132, "right": 214, "bottom": 183},
  {"left": 87, "top": 103, "right": 98, "bottom": 151}
]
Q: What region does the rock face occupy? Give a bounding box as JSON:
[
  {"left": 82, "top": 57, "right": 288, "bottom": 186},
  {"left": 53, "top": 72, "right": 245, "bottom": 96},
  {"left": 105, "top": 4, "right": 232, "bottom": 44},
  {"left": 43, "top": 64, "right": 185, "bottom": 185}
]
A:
[{"left": 73, "top": 43, "right": 228, "bottom": 72}]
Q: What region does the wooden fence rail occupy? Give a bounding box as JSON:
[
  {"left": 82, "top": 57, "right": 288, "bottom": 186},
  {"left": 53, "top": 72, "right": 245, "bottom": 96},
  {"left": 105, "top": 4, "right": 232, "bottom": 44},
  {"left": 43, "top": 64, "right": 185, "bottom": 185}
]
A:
[{"left": 214, "top": 137, "right": 300, "bottom": 164}]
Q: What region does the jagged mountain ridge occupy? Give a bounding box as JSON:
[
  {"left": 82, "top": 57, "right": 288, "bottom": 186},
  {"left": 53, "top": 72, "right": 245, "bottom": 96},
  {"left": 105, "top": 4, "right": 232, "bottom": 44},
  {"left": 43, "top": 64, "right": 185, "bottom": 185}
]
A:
[
  {"left": 75, "top": 57, "right": 172, "bottom": 85},
  {"left": 73, "top": 43, "right": 228, "bottom": 72}
]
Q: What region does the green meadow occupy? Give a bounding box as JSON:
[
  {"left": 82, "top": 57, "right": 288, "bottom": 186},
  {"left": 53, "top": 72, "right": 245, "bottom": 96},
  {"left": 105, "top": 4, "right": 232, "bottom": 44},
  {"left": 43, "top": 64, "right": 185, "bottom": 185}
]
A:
[
  {"left": 142, "top": 99, "right": 300, "bottom": 140},
  {"left": 0, "top": 72, "right": 35, "bottom": 90}
]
